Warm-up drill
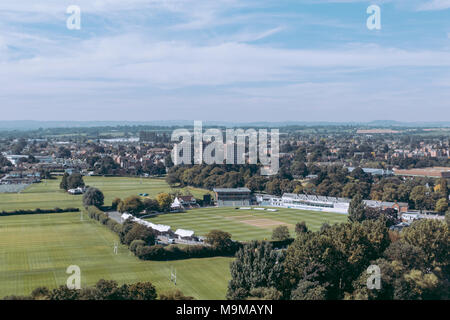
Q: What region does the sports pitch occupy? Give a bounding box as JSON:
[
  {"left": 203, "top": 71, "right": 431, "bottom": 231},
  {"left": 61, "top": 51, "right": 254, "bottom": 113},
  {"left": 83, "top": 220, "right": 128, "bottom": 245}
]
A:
[
  {"left": 147, "top": 207, "right": 347, "bottom": 241},
  {"left": 0, "top": 176, "right": 347, "bottom": 299},
  {"left": 0, "top": 212, "right": 231, "bottom": 299},
  {"left": 0, "top": 176, "right": 210, "bottom": 211}
]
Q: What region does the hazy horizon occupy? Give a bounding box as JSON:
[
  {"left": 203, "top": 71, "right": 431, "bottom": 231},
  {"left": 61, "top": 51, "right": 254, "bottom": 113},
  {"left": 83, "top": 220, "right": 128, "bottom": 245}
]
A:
[{"left": 2, "top": 119, "right": 450, "bottom": 130}]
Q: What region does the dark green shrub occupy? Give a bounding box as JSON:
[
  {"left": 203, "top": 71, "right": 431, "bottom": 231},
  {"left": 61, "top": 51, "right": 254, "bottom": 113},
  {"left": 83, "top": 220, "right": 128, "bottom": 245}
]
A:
[{"left": 130, "top": 240, "right": 146, "bottom": 254}]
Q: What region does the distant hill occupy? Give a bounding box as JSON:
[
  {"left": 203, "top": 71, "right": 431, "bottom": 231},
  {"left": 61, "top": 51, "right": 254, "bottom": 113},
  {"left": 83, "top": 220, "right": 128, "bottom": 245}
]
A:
[{"left": 0, "top": 120, "right": 450, "bottom": 131}]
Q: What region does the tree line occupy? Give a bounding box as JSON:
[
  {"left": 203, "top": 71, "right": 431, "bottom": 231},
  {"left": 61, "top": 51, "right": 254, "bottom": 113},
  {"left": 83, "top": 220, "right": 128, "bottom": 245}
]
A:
[
  {"left": 166, "top": 163, "right": 450, "bottom": 212},
  {"left": 227, "top": 216, "right": 449, "bottom": 300},
  {"left": 3, "top": 279, "right": 194, "bottom": 300}
]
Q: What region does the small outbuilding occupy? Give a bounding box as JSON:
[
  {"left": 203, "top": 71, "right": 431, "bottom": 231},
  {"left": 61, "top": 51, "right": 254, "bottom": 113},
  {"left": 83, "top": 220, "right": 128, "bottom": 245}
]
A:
[{"left": 175, "top": 229, "right": 195, "bottom": 240}]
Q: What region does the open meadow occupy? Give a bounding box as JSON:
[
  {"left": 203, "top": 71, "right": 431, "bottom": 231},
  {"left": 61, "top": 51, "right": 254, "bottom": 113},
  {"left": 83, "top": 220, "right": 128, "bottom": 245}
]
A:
[{"left": 0, "top": 176, "right": 210, "bottom": 211}]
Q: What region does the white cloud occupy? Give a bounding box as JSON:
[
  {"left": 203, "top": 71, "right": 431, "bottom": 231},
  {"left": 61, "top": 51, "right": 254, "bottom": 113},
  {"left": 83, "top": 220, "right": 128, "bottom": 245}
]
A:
[
  {"left": 1, "top": 35, "right": 450, "bottom": 91},
  {"left": 0, "top": 0, "right": 245, "bottom": 22},
  {"left": 0, "top": 0, "right": 449, "bottom": 121},
  {"left": 417, "top": 0, "right": 450, "bottom": 11},
  {"left": 0, "top": 33, "right": 449, "bottom": 121},
  {"left": 226, "top": 26, "right": 286, "bottom": 43}
]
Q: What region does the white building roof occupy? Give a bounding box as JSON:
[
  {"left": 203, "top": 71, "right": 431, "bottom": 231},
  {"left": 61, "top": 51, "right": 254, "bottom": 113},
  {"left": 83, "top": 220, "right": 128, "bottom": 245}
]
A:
[
  {"left": 175, "top": 229, "right": 195, "bottom": 238},
  {"left": 151, "top": 223, "right": 171, "bottom": 232},
  {"left": 121, "top": 213, "right": 134, "bottom": 221},
  {"left": 171, "top": 198, "right": 182, "bottom": 208},
  {"left": 121, "top": 213, "right": 171, "bottom": 233}
]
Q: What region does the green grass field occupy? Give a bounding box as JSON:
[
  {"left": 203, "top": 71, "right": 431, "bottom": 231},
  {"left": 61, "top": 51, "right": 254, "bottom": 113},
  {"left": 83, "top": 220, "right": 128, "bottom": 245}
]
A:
[
  {"left": 147, "top": 207, "right": 347, "bottom": 241},
  {"left": 0, "top": 176, "right": 210, "bottom": 211},
  {"left": 0, "top": 212, "right": 231, "bottom": 299},
  {"left": 0, "top": 176, "right": 348, "bottom": 299}
]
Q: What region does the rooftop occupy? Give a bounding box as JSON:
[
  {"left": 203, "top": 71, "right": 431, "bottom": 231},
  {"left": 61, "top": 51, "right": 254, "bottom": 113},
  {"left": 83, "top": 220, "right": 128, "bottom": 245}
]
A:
[
  {"left": 213, "top": 187, "right": 251, "bottom": 193},
  {"left": 175, "top": 229, "right": 195, "bottom": 237}
]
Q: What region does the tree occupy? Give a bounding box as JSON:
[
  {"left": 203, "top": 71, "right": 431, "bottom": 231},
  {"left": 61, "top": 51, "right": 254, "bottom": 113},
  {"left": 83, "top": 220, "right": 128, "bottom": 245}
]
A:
[
  {"left": 320, "top": 223, "right": 330, "bottom": 233},
  {"left": 402, "top": 219, "right": 449, "bottom": 268},
  {"left": 83, "top": 187, "right": 104, "bottom": 208},
  {"left": 0, "top": 154, "right": 12, "bottom": 167},
  {"left": 94, "top": 279, "right": 123, "bottom": 300},
  {"left": 127, "top": 282, "right": 157, "bottom": 300},
  {"left": 383, "top": 240, "right": 427, "bottom": 271},
  {"left": 12, "top": 138, "right": 27, "bottom": 154},
  {"left": 60, "top": 172, "right": 69, "bottom": 190},
  {"left": 123, "top": 223, "right": 156, "bottom": 246},
  {"left": 350, "top": 167, "right": 372, "bottom": 183},
  {"left": 291, "top": 280, "right": 326, "bottom": 300},
  {"left": 265, "top": 179, "right": 282, "bottom": 196},
  {"left": 205, "top": 230, "right": 233, "bottom": 251},
  {"left": 382, "top": 187, "right": 397, "bottom": 202},
  {"left": 143, "top": 198, "right": 159, "bottom": 213},
  {"left": 295, "top": 222, "right": 308, "bottom": 235},
  {"left": 166, "top": 171, "right": 180, "bottom": 187},
  {"left": 435, "top": 198, "right": 448, "bottom": 213},
  {"left": 119, "top": 196, "right": 144, "bottom": 215},
  {"left": 227, "top": 241, "right": 285, "bottom": 300},
  {"left": 86, "top": 155, "right": 100, "bottom": 167},
  {"left": 57, "top": 146, "right": 71, "bottom": 158},
  {"left": 60, "top": 173, "right": 85, "bottom": 191},
  {"left": 291, "top": 161, "right": 308, "bottom": 177},
  {"left": 402, "top": 269, "right": 446, "bottom": 300},
  {"left": 111, "top": 198, "right": 121, "bottom": 210},
  {"left": 245, "top": 176, "right": 267, "bottom": 192},
  {"left": 143, "top": 161, "right": 166, "bottom": 176},
  {"left": 342, "top": 182, "right": 369, "bottom": 199},
  {"left": 31, "top": 287, "right": 50, "bottom": 300},
  {"left": 248, "top": 287, "right": 282, "bottom": 300},
  {"left": 364, "top": 207, "right": 399, "bottom": 227},
  {"left": 19, "top": 279, "right": 160, "bottom": 300},
  {"left": 164, "top": 153, "right": 174, "bottom": 168},
  {"left": 410, "top": 185, "right": 428, "bottom": 211},
  {"left": 272, "top": 225, "right": 291, "bottom": 241},
  {"left": 156, "top": 193, "right": 172, "bottom": 212},
  {"left": 348, "top": 193, "right": 366, "bottom": 223},
  {"left": 39, "top": 169, "right": 52, "bottom": 180},
  {"left": 293, "top": 184, "right": 303, "bottom": 194},
  {"left": 346, "top": 258, "right": 399, "bottom": 300},
  {"left": 284, "top": 220, "right": 390, "bottom": 299},
  {"left": 129, "top": 239, "right": 146, "bottom": 254},
  {"left": 94, "top": 156, "right": 119, "bottom": 175},
  {"left": 436, "top": 178, "right": 449, "bottom": 199},
  {"left": 49, "top": 285, "right": 80, "bottom": 300},
  {"left": 68, "top": 173, "right": 84, "bottom": 189},
  {"left": 159, "top": 290, "right": 195, "bottom": 300},
  {"left": 348, "top": 256, "right": 448, "bottom": 300}
]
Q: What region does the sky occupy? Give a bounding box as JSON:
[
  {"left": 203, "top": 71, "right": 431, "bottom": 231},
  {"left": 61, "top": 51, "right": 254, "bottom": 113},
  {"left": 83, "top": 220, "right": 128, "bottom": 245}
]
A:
[{"left": 0, "top": 0, "right": 449, "bottom": 122}]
